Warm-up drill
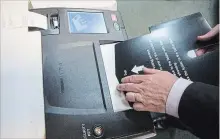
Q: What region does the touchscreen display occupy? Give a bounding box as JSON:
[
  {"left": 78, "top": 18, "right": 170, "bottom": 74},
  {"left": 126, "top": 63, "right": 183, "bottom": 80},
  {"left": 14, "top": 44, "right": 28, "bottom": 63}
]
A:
[{"left": 67, "top": 12, "right": 107, "bottom": 34}]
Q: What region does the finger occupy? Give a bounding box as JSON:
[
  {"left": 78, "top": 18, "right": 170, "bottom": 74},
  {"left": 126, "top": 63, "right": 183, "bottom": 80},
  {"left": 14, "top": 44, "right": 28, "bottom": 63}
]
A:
[
  {"left": 195, "top": 48, "right": 207, "bottom": 56},
  {"left": 143, "top": 67, "right": 160, "bottom": 74},
  {"left": 133, "top": 103, "right": 161, "bottom": 113},
  {"left": 125, "top": 92, "right": 136, "bottom": 102},
  {"left": 125, "top": 92, "right": 142, "bottom": 102},
  {"left": 121, "top": 75, "right": 146, "bottom": 83},
  {"left": 117, "top": 83, "right": 142, "bottom": 92},
  {"left": 133, "top": 102, "right": 146, "bottom": 111},
  {"left": 197, "top": 24, "right": 219, "bottom": 41}
]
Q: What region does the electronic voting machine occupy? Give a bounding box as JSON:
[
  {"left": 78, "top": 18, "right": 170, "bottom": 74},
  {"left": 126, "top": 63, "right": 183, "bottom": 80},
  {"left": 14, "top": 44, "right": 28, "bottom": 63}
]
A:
[{"left": 30, "top": 8, "right": 156, "bottom": 139}]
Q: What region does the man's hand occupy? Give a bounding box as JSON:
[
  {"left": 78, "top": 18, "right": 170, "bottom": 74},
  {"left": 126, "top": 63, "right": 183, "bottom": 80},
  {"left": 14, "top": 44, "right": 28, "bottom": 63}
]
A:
[
  {"left": 117, "top": 68, "right": 178, "bottom": 113},
  {"left": 196, "top": 24, "right": 219, "bottom": 56},
  {"left": 197, "top": 24, "right": 219, "bottom": 41}
]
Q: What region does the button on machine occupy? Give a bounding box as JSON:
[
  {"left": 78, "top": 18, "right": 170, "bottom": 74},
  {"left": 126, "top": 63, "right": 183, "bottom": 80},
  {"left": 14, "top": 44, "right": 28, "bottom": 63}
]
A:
[
  {"left": 111, "top": 14, "right": 117, "bottom": 21},
  {"left": 113, "top": 22, "right": 120, "bottom": 31},
  {"left": 93, "top": 125, "right": 104, "bottom": 138}
]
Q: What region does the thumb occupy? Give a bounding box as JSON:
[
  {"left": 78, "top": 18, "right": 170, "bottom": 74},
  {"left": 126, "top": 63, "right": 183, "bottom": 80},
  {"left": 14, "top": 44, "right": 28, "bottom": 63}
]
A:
[
  {"left": 143, "top": 67, "right": 160, "bottom": 74},
  {"left": 197, "top": 24, "right": 219, "bottom": 41}
]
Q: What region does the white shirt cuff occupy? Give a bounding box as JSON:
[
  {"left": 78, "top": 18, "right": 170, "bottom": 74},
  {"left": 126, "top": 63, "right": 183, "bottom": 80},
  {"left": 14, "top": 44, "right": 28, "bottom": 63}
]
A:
[{"left": 166, "top": 78, "right": 193, "bottom": 118}]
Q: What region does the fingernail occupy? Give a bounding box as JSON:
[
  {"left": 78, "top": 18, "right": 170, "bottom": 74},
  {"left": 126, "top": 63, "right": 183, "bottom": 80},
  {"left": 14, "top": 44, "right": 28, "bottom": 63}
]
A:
[{"left": 121, "top": 78, "right": 125, "bottom": 83}]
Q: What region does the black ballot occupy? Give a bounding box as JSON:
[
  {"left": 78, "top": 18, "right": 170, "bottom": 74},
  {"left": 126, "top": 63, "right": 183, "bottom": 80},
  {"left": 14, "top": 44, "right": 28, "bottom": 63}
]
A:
[{"left": 115, "top": 12, "right": 219, "bottom": 86}]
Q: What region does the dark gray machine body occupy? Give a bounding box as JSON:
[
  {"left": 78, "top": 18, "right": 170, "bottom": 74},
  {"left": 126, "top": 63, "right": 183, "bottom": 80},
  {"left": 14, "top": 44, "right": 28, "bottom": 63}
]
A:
[{"left": 31, "top": 8, "right": 154, "bottom": 139}]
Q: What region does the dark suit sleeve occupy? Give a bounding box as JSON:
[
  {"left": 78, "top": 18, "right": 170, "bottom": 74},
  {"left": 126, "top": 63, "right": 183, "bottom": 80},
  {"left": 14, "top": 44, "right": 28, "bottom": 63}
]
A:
[{"left": 178, "top": 82, "right": 219, "bottom": 139}]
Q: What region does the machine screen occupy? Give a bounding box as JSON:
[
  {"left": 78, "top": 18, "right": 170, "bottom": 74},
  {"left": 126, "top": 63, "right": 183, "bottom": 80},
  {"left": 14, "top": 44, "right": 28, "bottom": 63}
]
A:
[{"left": 67, "top": 12, "right": 107, "bottom": 33}]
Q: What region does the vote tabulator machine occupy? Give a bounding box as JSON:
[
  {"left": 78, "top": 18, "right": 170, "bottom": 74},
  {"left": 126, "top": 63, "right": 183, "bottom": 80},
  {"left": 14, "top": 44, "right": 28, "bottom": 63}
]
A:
[{"left": 31, "top": 8, "right": 155, "bottom": 139}]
